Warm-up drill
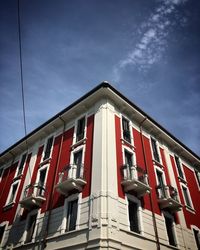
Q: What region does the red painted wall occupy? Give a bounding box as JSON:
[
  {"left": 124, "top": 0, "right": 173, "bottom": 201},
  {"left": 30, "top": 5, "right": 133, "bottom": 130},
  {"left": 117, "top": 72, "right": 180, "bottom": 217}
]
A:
[
  {"left": 0, "top": 162, "right": 18, "bottom": 223},
  {"left": 0, "top": 154, "right": 31, "bottom": 225},
  {"left": 52, "top": 127, "right": 74, "bottom": 209},
  {"left": 82, "top": 115, "right": 94, "bottom": 198},
  {"left": 171, "top": 155, "right": 200, "bottom": 229},
  {"left": 133, "top": 128, "right": 151, "bottom": 211}
]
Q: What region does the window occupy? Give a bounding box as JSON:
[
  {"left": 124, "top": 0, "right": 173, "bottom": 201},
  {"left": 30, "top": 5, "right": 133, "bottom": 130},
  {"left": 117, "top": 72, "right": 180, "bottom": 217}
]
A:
[
  {"left": 182, "top": 185, "right": 192, "bottom": 208},
  {"left": 25, "top": 214, "right": 37, "bottom": 243},
  {"left": 16, "top": 153, "right": 27, "bottom": 176},
  {"left": 0, "top": 168, "right": 4, "bottom": 182},
  {"left": 175, "top": 156, "right": 184, "bottom": 179},
  {"left": 43, "top": 136, "right": 53, "bottom": 161},
  {"left": 128, "top": 199, "right": 140, "bottom": 233},
  {"left": 66, "top": 199, "right": 78, "bottom": 231},
  {"left": 74, "top": 150, "right": 83, "bottom": 178},
  {"left": 125, "top": 151, "right": 133, "bottom": 167},
  {"left": 37, "top": 168, "right": 47, "bottom": 196},
  {"left": 156, "top": 170, "right": 165, "bottom": 198},
  {"left": 76, "top": 117, "right": 85, "bottom": 142},
  {"left": 193, "top": 228, "right": 200, "bottom": 250},
  {"left": 195, "top": 170, "right": 200, "bottom": 188},
  {"left": 151, "top": 138, "right": 160, "bottom": 163},
  {"left": 164, "top": 214, "right": 177, "bottom": 246},
  {"left": 122, "top": 117, "right": 131, "bottom": 143},
  {"left": 8, "top": 182, "right": 18, "bottom": 204},
  {"left": 0, "top": 225, "right": 6, "bottom": 246}
]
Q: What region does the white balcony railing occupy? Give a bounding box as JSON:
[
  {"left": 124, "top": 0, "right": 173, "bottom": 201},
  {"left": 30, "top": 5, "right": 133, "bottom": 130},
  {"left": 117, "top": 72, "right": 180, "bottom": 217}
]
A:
[
  {"left": 121, "top": 165, "right": 151, "bottom": 197},
  {"left": 19, "top": 183, "right": 46, "bottom": 210},
  {"left": 55, "top": 164, "right": 86, "bottom": 196},
  {"left": 157, "top": 185, "right": 182, "bottom": 212}
]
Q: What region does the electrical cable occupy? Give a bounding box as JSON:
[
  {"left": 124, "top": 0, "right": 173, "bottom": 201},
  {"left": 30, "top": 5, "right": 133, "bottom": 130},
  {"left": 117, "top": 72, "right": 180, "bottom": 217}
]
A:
[{"left": 17, "top": 0, "right": 32, "bottom": 181}]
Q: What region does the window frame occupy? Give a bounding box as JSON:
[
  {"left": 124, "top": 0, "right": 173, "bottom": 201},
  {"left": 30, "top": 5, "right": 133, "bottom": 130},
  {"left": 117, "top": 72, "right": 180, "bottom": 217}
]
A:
[
  {"left": 61, "top": 193, "right": 81, "bottom": 233},
  {"left": 42, "top": 136, "right": 54, "bottom": 162},
  {"left": 35, "top": 164, "right": 49, "bottom": 197},
  {"left": 191, "top": 226, "right": 200, "bottom": 250},
  {"left": 174, "top": 155, "right": 185, "bottom": 181},
  {"left": 5, "top": 180, "right": 20, "bottom": 206},
  {"left": 69, "top": 144, "right": 86, "bottom": 179},
  {"left": 15, "top": 153, "right": 27, "bottom": 177},
  {"left": 126, "top": 194, "right": 143, "bottom": 235},
  {"left": 0, "top": 167, "right": 4, "bottom": 182},
  {"left": 194, "top": 169, "right": 200, "bottom": 190},
  {"left": 121, "top": 116, "right": 132, "bottom": 144},
  {"left": 22, "top": 210, "right": 38, "bottom": 244},
  {"left": 75, "top": 116, "right": 86, "bottom": 143},
  {"left": 180, "top": 183, "right": 194, "bottom": 211},
  {"left": 0, "top": 221, "right": 8, "bottom": 248},
  {"left": 150, "top": 137, "right": 161, "bottom": 164},
  {"left": 163, "top": 211, "right": 178, "bottom": 247}
]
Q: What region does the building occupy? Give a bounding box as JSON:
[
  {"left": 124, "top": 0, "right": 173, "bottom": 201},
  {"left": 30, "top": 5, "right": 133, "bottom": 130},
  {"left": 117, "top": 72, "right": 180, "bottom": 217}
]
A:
[{"left": 0, "top": 82, "right": 200, "bottom": 250}]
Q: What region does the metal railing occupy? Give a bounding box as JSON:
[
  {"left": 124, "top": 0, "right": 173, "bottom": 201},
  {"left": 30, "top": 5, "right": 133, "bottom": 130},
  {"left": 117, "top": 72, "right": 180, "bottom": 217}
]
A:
[
  {"left": 23, "top": 183, "right": 46, "bottom": 199},
  {"left": 157, "top": 185, "right": 179, "bottom": 202},
  {"left": 58, "top": 164, "right": 85, "bottom": 184},
  {"left": 121, "top": 164, "right": 149, "bottom": 186}
]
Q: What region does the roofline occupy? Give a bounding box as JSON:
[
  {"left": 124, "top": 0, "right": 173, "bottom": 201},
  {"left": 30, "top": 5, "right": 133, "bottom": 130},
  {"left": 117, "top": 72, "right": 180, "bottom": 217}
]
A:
[{"left": 1, "top": 81, "right": 199, "bottom": 162}]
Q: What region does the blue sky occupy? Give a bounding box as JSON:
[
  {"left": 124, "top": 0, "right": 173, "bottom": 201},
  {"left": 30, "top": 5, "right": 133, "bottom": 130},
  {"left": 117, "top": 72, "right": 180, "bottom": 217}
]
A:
[{"left": 0, "top": 0, "right": 200, "bottom": 155}]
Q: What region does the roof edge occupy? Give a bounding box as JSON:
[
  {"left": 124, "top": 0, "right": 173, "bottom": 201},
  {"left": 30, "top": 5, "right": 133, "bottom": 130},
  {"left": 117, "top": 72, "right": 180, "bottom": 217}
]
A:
[{"left": 1, "top": 81, "right": 199, "bottom": 162}]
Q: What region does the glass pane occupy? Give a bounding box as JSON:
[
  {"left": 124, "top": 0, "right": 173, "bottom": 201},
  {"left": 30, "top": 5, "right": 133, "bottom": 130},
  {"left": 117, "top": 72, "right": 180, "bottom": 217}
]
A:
[
  {"left": 156, "top": 170, "right": 165, "bottom": 198},
  {"left": 175, "top": 156, "right": 184, "bottom": 179},
  {"left": 74, "top": 151, "right": 82, "bottom": 178},
  {"left": 76, "top": 117, "right": 85, "bottom": 142},
  {"left": 43, "top": 137, "right": 53, "bottom": 160},
  {"left": 122, "top": 117, "right": 131, "bottom": 143},
  {"left": 151, "top": 138, "right": 160, "bottom": 162},
  {"left": 128, "top": 200, "right": 140, "bottom": 233},
  {"left": 165, "top": 216, "right": 176, "bottom": 246},
  {"left": 9, "top": 183, "right": 18, "bottom": 203},
  {"left": 67, "top": 199, "right": 78, "bottom": 231},
  {"left": 182, "top": 187, "right": 191, "bottom": 207},
  {"left": 17, "top": 153, "right": 27, "bottom": 176},
  {"left": 25, "top": 214, "right": 37, "bottom": 243},
  {"left": 193, "top": 229, "right": 200, "bottom": 250}
]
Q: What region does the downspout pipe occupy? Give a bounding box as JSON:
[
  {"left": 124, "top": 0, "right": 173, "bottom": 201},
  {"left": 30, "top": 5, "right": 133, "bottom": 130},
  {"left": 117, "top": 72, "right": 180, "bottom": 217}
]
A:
[
  {"left": 42, "top": 116, "right": 66, "bottom": 248},
  {"left": 139, "top": 117, "right": 160, "bottom": 250}
]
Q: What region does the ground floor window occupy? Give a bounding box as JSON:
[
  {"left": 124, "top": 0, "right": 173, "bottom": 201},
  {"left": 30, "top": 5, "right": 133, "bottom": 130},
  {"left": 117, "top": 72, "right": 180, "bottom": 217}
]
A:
[
  {"left": 164, "top": 213, "right": 177, "bottom": 247},
  {"left": 25, "top": 214, "right": 37, "bottom": 243},
  {"left": 128, "top": 199, "right": 140, "bottom": 233},
  {"left": 66, "top": 199, "right": 78, "bottom": 232},
  {"left": 193, "top": 228, "right": 200, "bottom": 250},
  {"left": 0, "top": 225, "right": 6, "bottom": 246}
]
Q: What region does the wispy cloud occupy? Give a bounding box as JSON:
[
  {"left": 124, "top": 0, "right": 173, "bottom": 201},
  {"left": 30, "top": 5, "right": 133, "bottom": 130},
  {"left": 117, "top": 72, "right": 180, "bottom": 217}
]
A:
[{"left": 113, "top": 0, "right": 188, "bottom": 81}]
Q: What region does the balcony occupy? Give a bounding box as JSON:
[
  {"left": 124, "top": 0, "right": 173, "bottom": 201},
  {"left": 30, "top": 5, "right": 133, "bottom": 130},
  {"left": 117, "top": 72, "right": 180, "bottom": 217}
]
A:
[
  {"left": 55, "top": 164, "right": 86, "bottom": 196},
  {"left": 121, "top": 165, "right": 151, "bottom": 197},
  {"left": 19, "top": 184, "right": 46, "bottom": 210},
  {"left": 157, "top": 185, "right": 182, "bottom": 212}
]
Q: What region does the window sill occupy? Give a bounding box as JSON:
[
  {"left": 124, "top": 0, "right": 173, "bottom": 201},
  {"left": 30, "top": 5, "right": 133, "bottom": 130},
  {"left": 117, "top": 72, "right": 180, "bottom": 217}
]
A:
[
  {"left": 3, "top": 202, "right": 15, "bottom": 211},
  {"left": 71, "top": 138, "right": 87, "bottom": 150},
  {"left": 121, "top": 138, "right": 135, "bottom": 150},
  {"left": 178, "top": 176, "right": 187, "bottom": 184},
  {"left": 39, "top": 158, "right": 51, "bottom": 167},
  {"left": 13, "top": 174, "right": 23, "bottom": 182},
  {"left": 185, "top": 205, "right": 195, "bottom": 214},
  {"left": 153, "top": 160, "right": 164, "bottom": 169}
]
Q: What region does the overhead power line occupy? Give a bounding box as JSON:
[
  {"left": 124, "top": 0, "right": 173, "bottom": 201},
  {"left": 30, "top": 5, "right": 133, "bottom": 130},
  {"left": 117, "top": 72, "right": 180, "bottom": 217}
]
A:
[{"left": 17, "top": 0, "right": 27, "bottom": 138}]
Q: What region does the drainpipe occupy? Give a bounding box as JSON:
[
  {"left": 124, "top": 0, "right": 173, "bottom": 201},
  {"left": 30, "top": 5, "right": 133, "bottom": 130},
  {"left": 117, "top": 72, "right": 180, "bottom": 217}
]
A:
[
  {"left": 42, "top": 116, "right": 66, "bottom": 248},
  {"left": 139, "top": 117, "right": 160, "bottom": 250}
]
